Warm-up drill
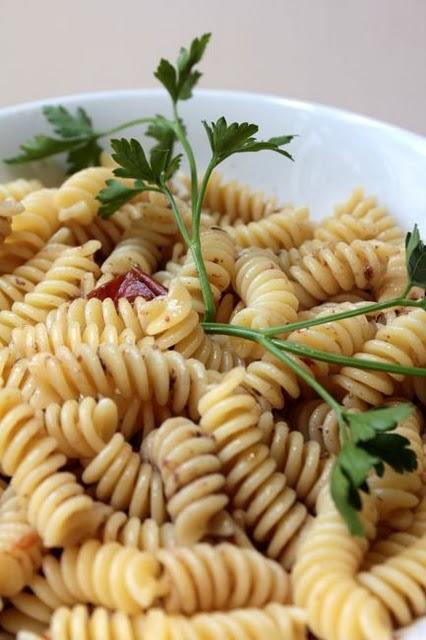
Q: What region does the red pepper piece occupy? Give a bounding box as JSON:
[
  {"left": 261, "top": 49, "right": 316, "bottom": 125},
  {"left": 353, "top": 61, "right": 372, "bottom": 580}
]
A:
[{"left": 87, "top": 266, "right": 168, "bottom": 304}]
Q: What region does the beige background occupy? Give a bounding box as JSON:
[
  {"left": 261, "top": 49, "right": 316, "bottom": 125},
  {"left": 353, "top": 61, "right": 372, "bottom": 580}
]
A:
[{"left": 1, "top": 0, "right": 425, "bottom": 135}]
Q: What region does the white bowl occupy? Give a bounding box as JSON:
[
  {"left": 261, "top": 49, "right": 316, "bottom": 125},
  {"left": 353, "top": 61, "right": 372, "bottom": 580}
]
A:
[{"left": 0, "top": 89, "right": 425, "bottom": 233}]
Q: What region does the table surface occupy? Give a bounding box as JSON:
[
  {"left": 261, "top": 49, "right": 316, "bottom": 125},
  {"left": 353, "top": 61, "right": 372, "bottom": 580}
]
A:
[{"left": 1, "top": 0, "right": 425, "bottom": 136}]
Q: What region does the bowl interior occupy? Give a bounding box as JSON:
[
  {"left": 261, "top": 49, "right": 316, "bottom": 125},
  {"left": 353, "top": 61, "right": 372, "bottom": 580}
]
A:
[{"left": 0, "top": 89, "right": 425, "bottom": 233}]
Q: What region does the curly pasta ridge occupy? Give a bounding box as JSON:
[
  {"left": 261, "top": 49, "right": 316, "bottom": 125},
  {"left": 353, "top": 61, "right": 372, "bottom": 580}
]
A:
[
  {"left": 46, "top": 602, "right": 308, "bottom": 640},
  {"left": 259, "top": 413, "right": 332, "bottom": 510},
  {"left": 0, "top": 242, "right": 67, "bottom": 312},
  {"left": 314, "top": 213, "right": 378, "bottom": 243},
  {"left": 0, "top": 189, "right": 60, "bottom": 272},
  {"left": 137, "top": 280, "right": 242, "bottom": 372},
  {"left": 28, "top": 343, "right": 211, "bottom": 419},
  {"left": 0, "top": 489, "right": 42, "bottom": 597},
  {"left": 333, "top": 308, "right": 426, "bottom": 404},
  {"left": 54, "top": 167, "right": 118, "bottom": 224},
  {"left": 225, "top": 207, "right": 313, "bottom": 251},
  {"left": 334, "top": 188, "right": 402, "bottom": 245},
  {"left": 199, "top": 368, "right": 311, "bottom": 569},
  {"left": 0, "top": 388, "right": 107, "bottom": 546},
  {"left": 156, "top": 543, "right": 288, "bottom": 614},
  {"left": 293, "top": 487, "right": 392, "bottom": 640},
  {"left": 288, "top": 239, "right": 394, "bottom": 309},
  {"left": 144, "top": 416, "right": 228, "bottom": 544},
  {"left": 43, "top": 397, "right": 119, "bottom": 458},
  {"left": 170, "top": 228, "right": 236, "bottom": 314},
  {"left": 0, "top": 240, "right": 100, "bottom": 346},
  {"left": 0, "top": 178, "right": 43, "bottom": 203},
  {"left": 199, "top": 170, "right": 279, "bottom": 223},
  {"left": 81, "top": 432, "right": 167, "bottom": 522}
]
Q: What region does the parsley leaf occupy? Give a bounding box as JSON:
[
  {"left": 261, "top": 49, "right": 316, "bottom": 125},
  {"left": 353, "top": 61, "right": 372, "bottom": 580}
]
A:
[
  {"left": 43, "top": 105, "right": 95, "bottom": 138},
  {"left": 406, "top": 225, "right": 426, "bottom": 288},
  {"left": 202, "top": 117, "right": 294, "bottom": 163},
  {"left": 346, "top": 403, "right": 414, "bottom": 442},
  {"left": 154, "top": 33, "right": 211, "bottom": 103},
  {"left": 5, "top": 105, "right": 103, "bottom": 172},
  {"left": 97, "top": 134, "right": 181, "bottom": 217},
  {"left": 332, "top": 402, "right": 416, "bottom": 536},
  {"left": 331, "top": 463, "right": 364, "bottom": 536},
  {"left": 97, "top": 179, "right": 146, "bottom": 219}
]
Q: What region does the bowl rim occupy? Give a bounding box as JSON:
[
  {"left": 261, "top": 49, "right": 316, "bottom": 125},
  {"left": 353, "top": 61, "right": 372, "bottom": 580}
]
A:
[{"left": 0, "top": 88, "right": 424, "bottom": 151}]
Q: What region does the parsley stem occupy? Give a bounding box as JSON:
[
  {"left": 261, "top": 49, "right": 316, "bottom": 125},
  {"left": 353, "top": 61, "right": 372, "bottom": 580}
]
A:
[
  {"left": 260, "top": 296, "right": 425, "bottom": 337},
  {"left": 99, "top": 117, "right": 156, "bottom": 139},
  {"left": 172, "top": 104, "right": 198, "bottom": 204},
  {"left": 162, "top": 183, "right": 192, "bottom": 247},
  {"left": 193, "top": 158, "right": 216, "bottom": 239},
  {"left": 203, "top": 322, "right": 426, "bottom": 378},
  {"left": 190, "top": 241, "right": 216, "bottom": 322}
]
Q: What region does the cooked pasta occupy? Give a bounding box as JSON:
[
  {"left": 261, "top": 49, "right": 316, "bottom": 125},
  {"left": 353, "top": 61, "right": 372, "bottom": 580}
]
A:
[
  {"left": 199, "top": 368, "right": 312, "bottom": 568},
  {"left": 0, "top": 489, "right": 42, "bottom": 597},
  {"left": 225, "top": 207, "right": 313, "bottom": 251},
  {"left": 81, "top": 433, "right": 167, "bottom": 522},
  {"left": 137, "top": 279, "right": 242, "bottom": 371},
  {"left": 145, "top": 416, "right": 228, "bottom": 544},
  {"left": 0, "top": 388, "right": 103, "bottom": 546},
  {"left": 0, "top": 189, "right": 60, "bottom": 271},
  {"left": 333, "top": 308, "right": 426, "bottom": 404},
  {"left": 292, "top": 487, "right": 392, "bottom": 640},
  {"left": 46, "top": 603, "right": 307, "bottom": 640},
  {"left": 0, "top": 156, "right": 422, "bottom": 640},
  {"left": 199, "top": 170, "right": 279, "bottom": 224},
  {"left": 0, "top": 240, "right": 100, "bottom": 346}
]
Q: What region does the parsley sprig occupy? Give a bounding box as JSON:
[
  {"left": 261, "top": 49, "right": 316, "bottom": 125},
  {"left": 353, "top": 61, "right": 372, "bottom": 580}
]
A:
[
  {"left": 5, "top": 105, "right": 154, "bottom": 173},
  {"left": 5, "top": 33, "right": 426, "bottom": 537},
  {"left": 97, "top": 33, "right": 295, "bottom": 322}
]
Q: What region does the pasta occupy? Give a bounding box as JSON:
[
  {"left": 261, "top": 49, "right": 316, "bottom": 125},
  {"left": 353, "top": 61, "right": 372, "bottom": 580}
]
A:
[
  {"left": 199, "top": 368, "right": 312, "bottom": 568},
  {"left": 46, "top": 603, "right": 307, "bottom": 640},
  {"left": 144, "top": 416, "right": 228, "bottom": 544},
  {"left": 137, "top": 280, "right": 242, "bottom": 371},
  {"left": 0, "top": 159, "right": 422, "bottom": 640}
]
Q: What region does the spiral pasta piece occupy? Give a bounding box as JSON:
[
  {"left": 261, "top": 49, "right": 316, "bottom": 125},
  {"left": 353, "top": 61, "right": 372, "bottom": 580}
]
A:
[
  {"left": 358, "top": 528, "right": 426, "bottom": 627},
  {"left": 293, "top": 396, "right": 368, "bottom": 454},
  {"left": 43, "top": 397, "right": 119, "bottom": 458},
  {"left": 145, "top": 416, "right": 228, "bottom": 544},
  {"left": 314, "top": 213, "right": 378, "bottom": 243},
  {"left": 12, "top": 317, "right": 137, "bottom": 359},
  {"left": 199, "top": 368, "right": 311, "bottom": 568},
  {"left": 225, "top": 207, "right": 313, "bottom": 251},
  {"left": 28, "top": 343, "right": 211, "bottom": 418},
  {"left": 333, "top": 308, "right": 426, "bottom": 404},
  {"left": 98, "top": 511, "right": 176, "bottom": 551},
  {"left": 101, "top": 201, "right": 179, "bottom": 275},
  {"left": 54, "top": 167, "right": 116, "bottom": 224},
  {"left": 0, "top": 388, "right": 103, "bottom": 546},
  {"left": 155, "top": 542, "right": 288, "bottom": 614},
  {"left": 287, "top": 302, "right": 376, "bottom": 377},
  {"left": 0, "top": 489, "right": 42, "bottom": 597},
  {"left": 0, "top": 241, "right": 100, "bottom": 346},
  {"left": 137, "top": 280, "right": 242, "bottom": 372},
  {"left": 22, "top": 539, "right": 162, "bottom": 615},
  {"left": 288, "top": 239, "right": 393, "bottom": 308},
  {"left": 200, "top": 170, "right": 279, "bottom": 223},
  {"left": 334, "top": 188, "right": 402, "bottom": 244},
  {"left": 65, "top": 202, "right": 143, "bottom": 257},
  {"left": 0, "top": 178, "right": 43, "bottom": 203},
  {"left": 0, "top": 189, "right": 60, "bottom": 271},
  {"left": 0, "top": 242, "right": 67, "bottom": 311},
  {"left": 0, "top": 199, "right": 21, "bottom": 243},
  {"left": 46, "top": 295, "right": 146, "bottom": 342},
  {"left": 293, "top": 487, "right": 392, "bottom": 640},
  {"left": 82, "top": 433, "right": 167, "bottom": 522},
  {"left": 259, "top": 413, "right": 332, "bottom": 509},
  {"left": 171, "top": 228, "right": 236, "bottom": 314},
  {"left": 47, "top": 602, "right": 307, "bottom": 640}
]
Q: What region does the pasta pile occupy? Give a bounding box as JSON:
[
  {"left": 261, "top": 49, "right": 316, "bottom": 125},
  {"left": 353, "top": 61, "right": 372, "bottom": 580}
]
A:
[{"left": 0, "top": 165, "right": 424, "bottom": 640}]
